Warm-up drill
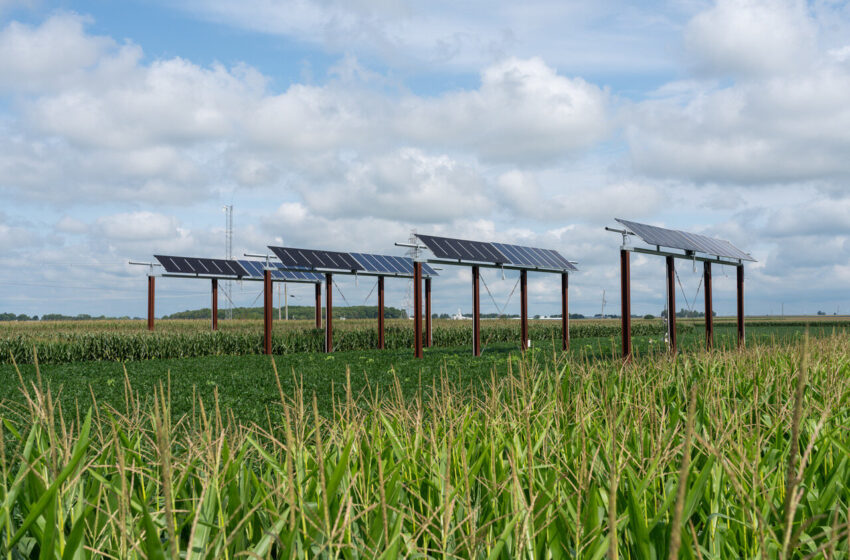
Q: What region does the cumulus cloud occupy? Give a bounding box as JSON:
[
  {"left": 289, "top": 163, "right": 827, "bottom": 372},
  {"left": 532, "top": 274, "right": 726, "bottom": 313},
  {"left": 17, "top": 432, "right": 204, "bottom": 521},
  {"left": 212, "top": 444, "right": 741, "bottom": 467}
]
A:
[{"left": 684, "top": 0, "right": 817, "bottom": 77}]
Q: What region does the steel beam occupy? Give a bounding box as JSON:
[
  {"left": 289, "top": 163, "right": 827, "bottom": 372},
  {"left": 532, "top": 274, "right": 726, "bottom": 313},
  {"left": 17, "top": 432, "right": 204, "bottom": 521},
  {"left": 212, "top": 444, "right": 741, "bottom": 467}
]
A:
[
  {"left": 325, "top": 274, "right": 333, "bottom": 353},
  {"left": 425, "top": 277, "right": 432, "bottom": 348},
  {"left": 147, "top": 275, "right": 155, "bottom": 331},
  {"left": 413, "top": 262, "right": 423, "bottom": 358},
  {"left": 315, "top": 282, "right": 322, "bottom": 329},
  {"left": 620, "top": 249, "right": 631, "bottom": 361},
  {"left": 263, "top": 270, "right": 272, "bottom": 355},
  {"left": 426, "top": 258, "right": 570, "bottom": 275},
  {"left": 666, "top": 256, "right": 676, "bottom": 353},
  {"left": 520, "top": 270, "right": 528, "bottom": 351},
  {"left": 629, "top": 247, "right": 742, "bottom": 268},
  {"left": 737, "top": 265, "right": 745, "bottom": 348},
  {"left": 704, "top": 262, "right": 713, "bottom": 350},
  {"left": 561, "top": 272, "right": 570, "bottom": 351},
  {"left": 211, "top": 278, "right": 218, "bottom": 331},
  {"left": 472, "top": 265, "right": 481, "bottom": 356},
  {"left": 378, "top": 276, "right": 385, "bottom": 350}
]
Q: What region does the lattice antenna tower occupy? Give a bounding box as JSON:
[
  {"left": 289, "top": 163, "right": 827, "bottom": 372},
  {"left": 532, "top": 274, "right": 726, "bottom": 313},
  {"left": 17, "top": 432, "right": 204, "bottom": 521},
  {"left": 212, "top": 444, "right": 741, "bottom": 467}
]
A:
[{"left": 223, "top": 205, "right": 233, "bottom": 320}]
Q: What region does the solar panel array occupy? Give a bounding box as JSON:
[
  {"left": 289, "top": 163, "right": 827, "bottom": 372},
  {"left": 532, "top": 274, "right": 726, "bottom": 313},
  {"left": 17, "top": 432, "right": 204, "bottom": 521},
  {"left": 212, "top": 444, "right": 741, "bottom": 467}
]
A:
[
  {"left": 615, "top": 218, "right": 755, "bottom": 262},
  {"left": 415, "top": 234, "right": 509, "bottom": 264},
  {"left": 268, "top": 247, "right": 363, "bottom": 271},
  {"left": 415, "top": 234, "right": 576, "bottom": 272},
  {"left": 492, "top": 242, "right": 578, "bottom": 272},
  {"left": 155, "top": 255, "right": 247, "bottom": 277},
  {"left": 238, "top": 260, "right": 323, "bottom": 283},
  {"left": 349, "top": 253, "right": 438, "bottom": 277}
]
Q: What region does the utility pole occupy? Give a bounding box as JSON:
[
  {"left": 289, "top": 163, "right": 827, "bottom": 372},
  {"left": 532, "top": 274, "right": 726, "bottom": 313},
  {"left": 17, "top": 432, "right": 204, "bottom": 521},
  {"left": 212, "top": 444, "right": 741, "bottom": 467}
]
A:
[
  {"left": 278, "top": 283, "right": 281, "bottom": 320},
  {"left": 285, "top": 284, "right": 289, "bottom": 320}
]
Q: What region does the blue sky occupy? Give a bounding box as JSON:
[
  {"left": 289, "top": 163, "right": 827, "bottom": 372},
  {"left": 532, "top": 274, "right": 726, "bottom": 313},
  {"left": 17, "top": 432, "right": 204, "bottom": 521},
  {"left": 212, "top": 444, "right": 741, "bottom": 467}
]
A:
[{"left": 0, "top": 0, "right": 849, "bottom": 319}]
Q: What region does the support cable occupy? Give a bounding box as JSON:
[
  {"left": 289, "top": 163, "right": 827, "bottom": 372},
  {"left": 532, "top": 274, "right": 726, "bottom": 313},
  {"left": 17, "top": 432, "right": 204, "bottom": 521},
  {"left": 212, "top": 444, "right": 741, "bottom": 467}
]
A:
[
  {"left": 332, "top": 278, "right": 352, "bottom": 308},
  {"left": 363, "top": 279, "right": 378, "bottom": 304}
]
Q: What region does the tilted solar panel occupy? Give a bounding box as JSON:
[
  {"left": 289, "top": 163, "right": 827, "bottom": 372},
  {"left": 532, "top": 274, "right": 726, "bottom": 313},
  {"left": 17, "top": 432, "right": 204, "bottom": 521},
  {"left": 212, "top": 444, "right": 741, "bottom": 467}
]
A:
[
  {"left": 415, "top": 234, "right": 509, "bottom": 264},
  {"left": 268, "top": 246, "right": 363, "bottom": 271},
  {"left": 616, "top": 219, "right": 755, "bottom": 262},
  {"left": 154, "top": 255, "right": 247, "bottom": 277},
  {"left": 491, "top": 243, "right": 578, "bottom": 272},
  {"left": 238, "top": 260, "right": 323, "bottom": 282},
  {"left": 349, "top": 253, "right": 439, "bottom": 277}
]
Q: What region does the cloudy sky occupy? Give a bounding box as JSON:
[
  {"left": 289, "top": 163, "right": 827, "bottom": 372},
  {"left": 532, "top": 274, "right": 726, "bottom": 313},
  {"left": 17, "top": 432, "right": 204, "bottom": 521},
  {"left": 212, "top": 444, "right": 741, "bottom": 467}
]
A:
[{"left": 1, "top": 0, "right": 849, "bottom": 319}]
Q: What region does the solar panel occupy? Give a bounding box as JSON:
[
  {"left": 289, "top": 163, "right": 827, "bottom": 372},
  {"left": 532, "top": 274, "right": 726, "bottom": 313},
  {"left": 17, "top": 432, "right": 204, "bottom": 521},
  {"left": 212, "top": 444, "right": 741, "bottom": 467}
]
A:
[
  {"left": 349, "top": 253, "right": 439, "bottom": 276},
  {"left": 237, "top": 260, "right": 323, "bottom": 282},
  {"left": 415, "top": 234, "right": 509, "bottom": 264},
  {"left": 268, "top": 246, "right": 363, "bottom": 271},
  {"left": 154, "top": 255, "right": 247, "bottom": 277},
  {"left": 616, "top": 218, "right": 755, "bottom": 261},
  {"left": 491, "top": 243, "right": 578, "bottom": 272}
]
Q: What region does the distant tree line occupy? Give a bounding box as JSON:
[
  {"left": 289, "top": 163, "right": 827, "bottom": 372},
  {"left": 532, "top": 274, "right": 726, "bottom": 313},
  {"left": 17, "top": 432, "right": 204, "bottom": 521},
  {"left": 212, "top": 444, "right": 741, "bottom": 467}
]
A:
[
  {"left": 0, "top": 313, "right": 139, "bottom": 321},
  {"left": 660, "top": 308, "right": 716, "bottom": 318},
  {"left": 163, "top": 305, "right": 408, "bottom": 320}
]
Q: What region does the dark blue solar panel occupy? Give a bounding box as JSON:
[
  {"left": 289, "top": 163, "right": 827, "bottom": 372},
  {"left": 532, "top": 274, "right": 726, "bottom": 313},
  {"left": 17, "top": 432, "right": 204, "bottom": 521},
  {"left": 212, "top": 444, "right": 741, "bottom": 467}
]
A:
[
  {"left": 415, "top": 234, "right": 508, "bottom": 264},
  {"left": 347, "top": 253, "right": 439, "bottom": 277},
  {"left": 155, "top": 255, "right": 246, "bottom": 277},
  {"left": 268, "top": 246, "right": 363, "bottom": 271},
  {"left": 237, "top": 260, "right": 322, "bottom": 282},
  {"left": 490, "top": 243, "right": 578, "bottom": 272}
]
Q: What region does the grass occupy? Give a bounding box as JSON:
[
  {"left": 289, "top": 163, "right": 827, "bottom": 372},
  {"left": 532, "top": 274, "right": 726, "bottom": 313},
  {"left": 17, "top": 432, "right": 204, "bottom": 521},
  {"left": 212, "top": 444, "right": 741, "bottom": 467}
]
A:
[{"left": 0, "top": 333, "right": 848, "bottom": 558}]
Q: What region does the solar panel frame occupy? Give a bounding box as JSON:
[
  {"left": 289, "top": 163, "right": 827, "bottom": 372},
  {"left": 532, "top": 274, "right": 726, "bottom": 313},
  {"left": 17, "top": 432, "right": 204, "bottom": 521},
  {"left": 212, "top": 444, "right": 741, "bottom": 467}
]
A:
[
  {"left": 155, "top": 255, "right": 247, "bottom": 277},
  {"left": 616, "top": 218, "right": 755, "bottom": 262},
  {"left": 347, "top": 252, "right": 439, "bottom": 277},
  {"left": 237, "top": 260, "right": 323, "bottom": 282}
]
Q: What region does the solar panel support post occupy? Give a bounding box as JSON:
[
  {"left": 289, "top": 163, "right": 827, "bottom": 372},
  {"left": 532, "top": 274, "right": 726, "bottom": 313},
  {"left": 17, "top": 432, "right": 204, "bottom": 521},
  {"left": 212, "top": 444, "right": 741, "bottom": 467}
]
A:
[
  {"left": 314, "top": 283, "right": 322, "bottom": 329},
  {"left": 561, "top": 272, "right": 570, "bottom": 352},
  {"left": 211, "top": 278, "right": 218, "bottom": 331},
  {"left": 147, "top": 275, "right": 155, "bottom": 331},
  {"left": 377, "top": 276, "right": 385, "bottom": 350},
  {"left": 472, "top": 265, "right": 481, "bottom": 357},
  {"left": 704, "top": 262, "right": 713, "bottom": 350},
  {"left": 413, "top": 262, "right": 423, "bottom": 358},
  {"left": 520, "top": 270, "right": 528, "bottom": 351},
  {"left": 666, "top": 256, "right": 676, "bottom": 353},
  {"left": 736, "top": 265, "right": 745, "bottom": 348},
  {"left": 325, "top": 274, "right": 333, "bottom": 353},
  {"left": 620, "top": 249, "right": 631, "bottom": 361},
  {"left": 263, "top": 270, "right": 273, "bottom": 355},
  {"left": 425, "top": 277, "right": 432, "bottom": 348}
]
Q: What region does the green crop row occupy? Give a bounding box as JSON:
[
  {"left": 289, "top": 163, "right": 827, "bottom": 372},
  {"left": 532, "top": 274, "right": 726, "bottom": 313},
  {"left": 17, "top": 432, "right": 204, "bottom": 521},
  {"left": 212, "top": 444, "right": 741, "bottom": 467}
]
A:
[{"left": 0, "top": 321, "right": 680, "bottom": 364}]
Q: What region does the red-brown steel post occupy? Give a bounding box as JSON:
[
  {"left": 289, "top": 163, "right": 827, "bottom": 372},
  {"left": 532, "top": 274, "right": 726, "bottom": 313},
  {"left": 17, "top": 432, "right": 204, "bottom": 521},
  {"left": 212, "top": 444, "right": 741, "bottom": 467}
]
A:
[
  {"left": 325, "top": 274, "right": 333, "bottom": 353},
  {"left": 561, "top": 272, "right": 570, "bottom": 351},
  {"left": 147, "top": 275, "right": 155, "bottom": 331},
  {"left": 520, "top": 270, "right": 528, "bottom": 351},
  {"left": 263, "top": 270, "right": 272, "bottom": 355},
  {"left": 666, "top": 256, "right": 676, "bottom": 353},
  {"left": 211, "top": 278, "right": 218, "bottom": 331},
  {"left": 472, "top": 265, "right": 481, "bottom": 356},
  {"left": 704, "top": 261, "right": 713, "bottom": 350},
  {"left": 425, "top": 277, "right": 432, "bottom": 348},
  {"left": 620, "top": 249, "right": 631, "bottom": 360},
  {"left": 377, "top": 276, "right": 385, "bottom": 350},
  {"left": 736, "top": 264, "right": 745, "bottom": 348},
  {"left": 413, "top": 262, "right": 423, "bottom": 358},
  {"left": 314, "top": 282, "right": 322, "bottom": 329}
]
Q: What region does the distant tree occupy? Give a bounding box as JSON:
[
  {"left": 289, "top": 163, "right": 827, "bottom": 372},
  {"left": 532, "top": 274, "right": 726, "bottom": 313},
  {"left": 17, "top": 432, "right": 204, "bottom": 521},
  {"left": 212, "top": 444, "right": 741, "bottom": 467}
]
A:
[
  {"left": 817, "top": 310, "right": 826, "bottom": 316},
  {"left": 643, "top": 314, "right": 655, "bottom": 320}
]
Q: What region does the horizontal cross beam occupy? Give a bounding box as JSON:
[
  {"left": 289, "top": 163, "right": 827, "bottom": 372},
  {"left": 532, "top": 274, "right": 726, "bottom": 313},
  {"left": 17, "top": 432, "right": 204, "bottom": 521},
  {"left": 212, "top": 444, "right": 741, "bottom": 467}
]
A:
[{"left": 627, "top": 246, "right": 743, "bottom": 267}]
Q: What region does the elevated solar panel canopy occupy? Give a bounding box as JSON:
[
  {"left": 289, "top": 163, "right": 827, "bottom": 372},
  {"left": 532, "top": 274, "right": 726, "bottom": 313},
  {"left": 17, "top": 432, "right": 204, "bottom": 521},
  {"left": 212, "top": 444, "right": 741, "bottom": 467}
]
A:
[
  {"left": 415, "top": 234, "right": 577, "bottom": 273},
  {"left": 238, "top": 260, "right": 323, "bottom": 283},
  {"left": 615, "top": 218, "right": 755, "bottom": 263},
  {"left": 267, "top": 246, "right": 438, "bottom": 278},
  {"left": 154, "top": 255, "right": 247, "bottom": 278}
]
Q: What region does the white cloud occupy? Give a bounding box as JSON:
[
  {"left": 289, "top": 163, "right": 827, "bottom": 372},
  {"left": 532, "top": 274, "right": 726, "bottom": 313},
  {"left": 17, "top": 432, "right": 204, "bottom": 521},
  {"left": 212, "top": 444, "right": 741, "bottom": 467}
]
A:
[
  {"left": 0, "top": 13, "right": 114, "bottom": 92},
  {"left": 684, "top": 0, "right": 817, "bottom": 77}
]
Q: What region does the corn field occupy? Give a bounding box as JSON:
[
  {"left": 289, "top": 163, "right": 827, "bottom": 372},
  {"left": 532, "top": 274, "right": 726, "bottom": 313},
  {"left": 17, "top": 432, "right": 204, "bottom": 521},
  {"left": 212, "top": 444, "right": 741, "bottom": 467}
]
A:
[
  {"left": 1, "top": 335, "right": 848, "bottom": 558},
  {"left": 0, "top": 320, "right": 676, "bottom": 365}
]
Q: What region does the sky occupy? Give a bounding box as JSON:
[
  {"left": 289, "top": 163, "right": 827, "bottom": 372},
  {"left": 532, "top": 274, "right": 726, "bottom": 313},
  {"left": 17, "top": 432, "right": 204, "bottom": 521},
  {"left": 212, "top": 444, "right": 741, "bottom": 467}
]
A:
[{"left": 0, "top": 0, "right": 849, "bottom": 319}]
